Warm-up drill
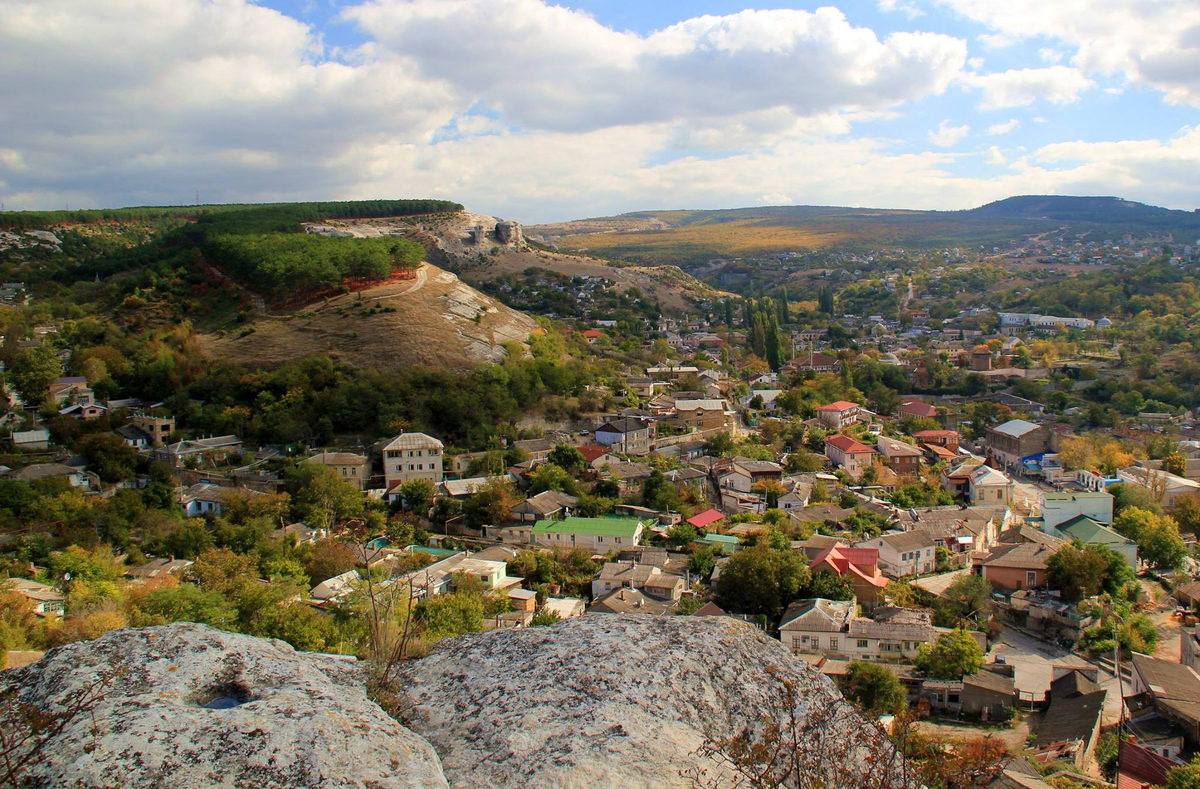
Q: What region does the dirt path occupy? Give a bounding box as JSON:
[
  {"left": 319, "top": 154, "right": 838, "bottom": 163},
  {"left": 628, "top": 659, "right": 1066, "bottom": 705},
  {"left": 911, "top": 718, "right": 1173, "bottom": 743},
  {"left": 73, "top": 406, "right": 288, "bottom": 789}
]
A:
[{"left": 204, "top": 261, "right": 267, "bottom": 315}]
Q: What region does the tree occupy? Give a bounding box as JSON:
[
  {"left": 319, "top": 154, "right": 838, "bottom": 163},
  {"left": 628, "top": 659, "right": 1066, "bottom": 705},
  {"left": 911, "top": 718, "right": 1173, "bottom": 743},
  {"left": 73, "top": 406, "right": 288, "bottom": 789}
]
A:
[
  {"left": 8, "top": 344, "right": 62, "bottom": 407},
  {"left": 1166, "top": 754, "right": 1200, "bottom": 789},
  {"left": 807, "top": 571, "right": 854, "bottom": 601},
  {"left": 288, "top": 464, "right": 363, "bottom": 531},
  {"left": 714, "top": 544, "right": 810, "bottom": 618},
  {"left": 304, "top": 538, "right": 357, "bottom": 584},
  {"left": 688, "top": 546, "right": 716, "bottom": 580},
  {"left": 1141, "top": 516, "right": 1187, "bottom": 570},
  {"left": 838, "top": 661, "right": 906, "bottom": 716},
  {"left": 665, "top": 523, "right": 698, "bottom": 549},
  {"left": 1172, "top": 491, "right": 1200, "bottom": 536},
  {"left": 528, "top": 463, "right": 578, "bottom": 496},
  {"left": 462, "top": 477, "right": 520, "bottom": 528},
  {"left": 942, "top": 573, "right": 994, "bottom": 622},
  {"left": 703, "top": 432, "right": 736, "bottom": 457},
  {"left": 548, "top": 444, "right": 585, "bottom": 474},
  {"left": 1046, "top": 543, "right": 1135, "bottom": 601},
  {"left": 130, "top": 583, "right": 236, "bottom": 628},
  {"left": 398, "top": 478, "right": 436, "bottom": 514},
  {"left": 78, "top": 433, "right": 139, "bottom": 483},
  {"left": 915, "top": 629, "right": 984, "bottom": 679},
  {"left": 1109, "top": 482, "right": 1161, "bottom": 515},
  {"left": 1163, "top": 452, "right": 1188, "bottom": 478}
]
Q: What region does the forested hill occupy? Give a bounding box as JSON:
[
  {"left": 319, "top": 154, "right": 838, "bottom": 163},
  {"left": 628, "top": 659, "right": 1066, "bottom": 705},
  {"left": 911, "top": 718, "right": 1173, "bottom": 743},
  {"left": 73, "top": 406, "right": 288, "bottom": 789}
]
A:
[
  {"left": 0, "top": 198, "right": 463, "bottom": 230},
  {"left": 967, "top": 195, "right": 1200, "bottom": 231}
]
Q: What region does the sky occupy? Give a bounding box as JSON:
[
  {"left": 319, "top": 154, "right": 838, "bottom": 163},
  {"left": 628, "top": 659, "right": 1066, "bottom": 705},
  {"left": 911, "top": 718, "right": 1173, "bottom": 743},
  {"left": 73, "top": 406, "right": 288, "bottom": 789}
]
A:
[{"left": 1, "top": 0, "right": 1199, "bottom": 223}]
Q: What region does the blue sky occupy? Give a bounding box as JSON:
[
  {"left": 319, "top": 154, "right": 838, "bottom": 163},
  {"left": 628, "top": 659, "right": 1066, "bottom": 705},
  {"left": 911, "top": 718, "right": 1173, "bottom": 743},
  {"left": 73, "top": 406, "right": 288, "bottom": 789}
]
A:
[{"left": 2, "top": 0, "right": 1198, "bottom": 221}]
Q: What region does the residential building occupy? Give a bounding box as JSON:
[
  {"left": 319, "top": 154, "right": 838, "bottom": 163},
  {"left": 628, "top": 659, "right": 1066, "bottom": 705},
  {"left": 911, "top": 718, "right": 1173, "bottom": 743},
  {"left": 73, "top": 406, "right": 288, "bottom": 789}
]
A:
[
  {"left": 1130, "top": 654, "right": 1200, "bottom": 745},
  {"left": 306, "top": 451, "right": 370, "bottom": 489},
  {"left": 128, "top": 413, "right": 175, "bottom": 448},
  {"left": 625, "top": 377, "right": 657, "bottom": 399},
  {"left": 966, "top": 464, "right": 1014, "bottom": 505},
  {"left": 921, "top": 671, "right": 1016, "bottom": 719},
  {"left": 48, "top": 376, "right": 93, "bottom": 406},
  {"left": 1048, "top": 515, "right": 1137, "bottom": 567},
  {"left": 542, "top": 597, "right": 586, "bottom": 619},
  {"left": 855, "top": 531, "right": 937, "bottom": 577},
  {"left": 979, "top": 541, "right": 1060, "bottom": 592},
  {"left": 11, "top": 463, "right": 97, "bottom": 489},
  {"left": 875, "top": 435, "right": 923, "bottom": 477},
  {"left": 531, "top": 516, "right": 646, "bottom": 552},
  {"left": 595, "top": 418, "right": 654, "bottom": 455},
  {"left": 816, "top": 401, "right": 860, "bottom": 430},
  {"left": 11, "top": 429, "right": 50, "bottom": 451},
  {"left": 645, "top": 364, "right": 699, "bottom": 382},
  {"left": 1118, "top": 466, "right": 1200, "bottom": 509},
  {"left": 780, "top": 599, "right": 969, "bottom": 662},
  {"left": 914, "top": 429, "right": 960, "bottom": 452},
  {"left": 511, "top": 490, "right": 578, "bottom": 523},
  {"left": 671, "top": 399, "right": 728, "bottom": 431},
  {"left": 126, "top": 557, "right": 194, "bottom": 582},
  {"left": 179, "top": 483, "right": 265, "bottom": 518},
  {"left": 824, "top": 434, "right": 875, "bottom": 478},
  {"left": 588, "top": 587, "right": 674, "bottom": 615},
  {"left": 381, "top": 432, "right": 444, "bottom": 490},
  {"left": 985, "top": 419, "right": 1048, "bottom": 469},
  {"left": 513, "top": 438, "right": 555, "bottom": 464},
  {"left": 717, "top": 458, "right": 784, "bottom": 494},
  {"left": 809, "top": 545, "right": 887, "bottom": 607},
  {"left": 897, "top": 400, "right": 938, "bottom": 420},
  {"left": 1039, "top": 491, "right": 1114, "bottom": 530},
  {"left": 590, "top": 561, "right": 685, "bottom": 601},
  {"left": 9, "top": 578, "right": 65, "bottom": 616},
  {"left": 154, "top": 435, "right": 243, "bottom": 469},
  {"left": 687, "top": 508, "right": 725, "bottom": 531},
  {"left": 1029, "top": 686, "right": 1106, "bottom": 769}
]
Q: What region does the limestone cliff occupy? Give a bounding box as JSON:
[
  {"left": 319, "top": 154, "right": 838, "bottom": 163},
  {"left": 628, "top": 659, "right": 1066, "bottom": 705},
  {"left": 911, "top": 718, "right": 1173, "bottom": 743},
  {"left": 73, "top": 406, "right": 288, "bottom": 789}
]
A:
[{"left": 1, "top": 617, "right": 908, "bottom": 788}]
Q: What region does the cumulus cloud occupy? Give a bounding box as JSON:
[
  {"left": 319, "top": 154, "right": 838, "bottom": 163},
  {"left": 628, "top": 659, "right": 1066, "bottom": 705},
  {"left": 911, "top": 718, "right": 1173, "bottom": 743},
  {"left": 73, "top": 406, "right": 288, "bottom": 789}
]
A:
[
  {"left": 965, "top": 66, "right": 1093, "bottom": 109},
  {"left": 877, "top": 0, "right": 924, "bottom": 18},
  {"left": 986, "top": 119, "right": 1020, "bottom": 135},
  {"left": 928, "top": 120, "right": 970, "bottom": 147},
  {"left": 344, "top": 1, "right": 967, "bottom": 134},
  {"left": 939, "top": 0, "right": 1200, "bottom": 106}
]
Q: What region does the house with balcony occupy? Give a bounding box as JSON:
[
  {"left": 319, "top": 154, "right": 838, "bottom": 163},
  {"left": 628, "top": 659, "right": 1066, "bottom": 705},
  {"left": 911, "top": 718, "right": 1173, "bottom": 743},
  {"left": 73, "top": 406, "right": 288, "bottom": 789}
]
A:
[
  {"left": 824, "top": 434, "right": 875, "bottom": 479},
  {"left": 381, "top": 432, "right": 444, "bottom": 490},
  {"left": 816, "top": 401, "right": 860, "bottom": 430}
]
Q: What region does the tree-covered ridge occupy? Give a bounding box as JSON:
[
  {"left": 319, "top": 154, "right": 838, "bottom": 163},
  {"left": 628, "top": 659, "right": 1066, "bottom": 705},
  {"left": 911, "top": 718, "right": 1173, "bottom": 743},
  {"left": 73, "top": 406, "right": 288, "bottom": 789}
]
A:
[
  {"left": 203, "top": 233, "right": 423, "bottom": 301},
  {"left": 0, "top": 199, "right": 463, "bottom": 230}
]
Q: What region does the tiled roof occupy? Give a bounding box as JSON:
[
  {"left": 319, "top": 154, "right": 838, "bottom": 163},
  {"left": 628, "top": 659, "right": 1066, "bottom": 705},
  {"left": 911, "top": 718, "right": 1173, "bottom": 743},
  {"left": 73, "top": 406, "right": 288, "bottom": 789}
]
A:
[
  {"left": 817, "top": 400, "right": 859, "bottom": 412},
  {"left": 826, "top": 434, "right": 873, "bottom": 454}
]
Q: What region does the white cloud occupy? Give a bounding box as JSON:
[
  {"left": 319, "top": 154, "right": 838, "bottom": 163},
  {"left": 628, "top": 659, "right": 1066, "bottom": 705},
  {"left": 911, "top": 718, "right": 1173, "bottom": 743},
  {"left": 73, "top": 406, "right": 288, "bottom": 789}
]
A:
[
  {"left": 939, "top": 0, "right": 1200, "bottom": 106},
  {"left": 928, "top": 120, "right": 970, "bottom": 147},
  {"left": 1039, "top": 48, "right": 1064, "bottom": 65},
  {"left": 345, "top": 1, "right": 967, "bottom": 134},
  {"left": 985, "top": 145, "right": 1006, "bottom": 165},
  {"left": 965, "top": 66, "right": 1093, "bottom": 109},
  {"left": 986, "top": 119, "right": 1020, "bottom": 135},
  {"left": 877, "top": 0, "right": 924, "bottom": 18}
]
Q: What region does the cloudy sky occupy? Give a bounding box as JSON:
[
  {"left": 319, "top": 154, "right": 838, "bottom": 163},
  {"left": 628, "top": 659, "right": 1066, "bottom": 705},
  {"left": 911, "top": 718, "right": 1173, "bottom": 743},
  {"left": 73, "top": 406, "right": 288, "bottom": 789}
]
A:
[{"left": 2, "top": 0, "right": 1198, "bottom": 222}]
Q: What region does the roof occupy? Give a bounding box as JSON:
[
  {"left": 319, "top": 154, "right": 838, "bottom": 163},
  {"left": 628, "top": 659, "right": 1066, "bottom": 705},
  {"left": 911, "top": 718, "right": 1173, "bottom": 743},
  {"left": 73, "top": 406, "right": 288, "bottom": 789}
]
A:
[
  {"left": 687, "top": 508, "right": 725, "bottom": 529},
  {"left": 914, "top": 429, "right": 959, "bottom": 439},
  {"left": 778, "top": 598, "right": 854, "bottom": 631},
  {"left": 518, "top": 490, "right": 579, "bottom": 515},
  {"left": 1032, "top": 690, "right": 1106, "bottom": 747},
  {"left": 381, "top": 432, "right": 443, "bottom": 451},
  {"left": 577, "top": 445, "right": 611, "bottom": 463},
  {"left": 597, "top": 418, "right": 650, "bottom": 434},
  {"left": 1132, "top": 653, "right": 1200, "bottom": 705},
  {"left": 811, "top": 545, "right": 888, "bottom": 589},
  {"left": 674, "top": 399, "right": 726, "bottom": 411},
  {"left": 991, "top": 419, "right": 1042, "bottom": 438},
  {"left": 998, "top": 525, "right": 1064, "bottom": 548},
  {"left": 532, "top": 517, "right": 644, "bottom": 538},
  {"left": 922, "top": 443, "right": 959, "bottom": 460},
  {"left": 8, "top": 578, "right": 64, "bottom": 603},
  {"left": 692, "top": 602, "right": 727, "bottom": 617},
  {"left": 983, "top": 541, "right": 1057, "bottom": 571},
  {"left": 12, "top": 463, "right": 81, "bottom": 481},
  {"left": 825, "top": 434, "right": 873, "bottom": 454},
  {"left": 11, "top": 429, "right": 50, "bottom": 443},
  {"left": 307, "top": 451, "right": 368, "bottom": 466},
  {"left": 1118, "top": 739, "right": 1174, "bottom": 788},
  {"left": 1050, "top": 670, "right": 1101, "bottom": 699},
  {"left": 875, "top": 531, "right": 936, "bottom": 552},
  {"left": 816, "top": 400, "right": 859, "bottom": 412},
  {"left": 589, "top": 587, "right": 672, "bottom": 615},
  {"left": 876, "top": 435, "right": 923, "bottom": 458},
  {"left": 699, "top": 533, "right": 740, "bottom": 545},
  {"left": 898, "top": 400, "right": 938, "bottom": 418},
  {"left": 1059, "top": 515, "right": 1135, "bottom": 547},
  {"left": 963, "top": 670, "right": 1015, "bottom": 695}
]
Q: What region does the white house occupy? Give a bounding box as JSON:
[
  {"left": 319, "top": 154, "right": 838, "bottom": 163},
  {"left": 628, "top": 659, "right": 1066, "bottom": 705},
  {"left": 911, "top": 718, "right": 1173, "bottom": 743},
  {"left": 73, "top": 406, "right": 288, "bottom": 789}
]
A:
[
  {"left": 1040, "top": 491, "right": 1114, "bottom": 530},
  {"left": 382, "top": 432, "right": 444, "bottom": 490},
  {"left": 855, "top": 531, "right": 937, "bottom": 578}
]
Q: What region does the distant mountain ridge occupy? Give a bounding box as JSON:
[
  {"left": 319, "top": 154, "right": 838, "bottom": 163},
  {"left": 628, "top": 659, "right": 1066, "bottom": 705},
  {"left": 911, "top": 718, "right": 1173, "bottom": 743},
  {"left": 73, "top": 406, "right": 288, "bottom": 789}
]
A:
[{"left": 966, "top": 195, "right": 1199, "bottom": 226}]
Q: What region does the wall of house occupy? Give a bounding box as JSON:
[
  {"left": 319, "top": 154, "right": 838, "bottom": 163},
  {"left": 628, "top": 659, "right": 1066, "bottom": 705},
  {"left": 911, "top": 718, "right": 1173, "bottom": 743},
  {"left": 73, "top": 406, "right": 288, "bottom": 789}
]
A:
[{"left": 983, "top": 565, "right": 1044, "bottom": 591}]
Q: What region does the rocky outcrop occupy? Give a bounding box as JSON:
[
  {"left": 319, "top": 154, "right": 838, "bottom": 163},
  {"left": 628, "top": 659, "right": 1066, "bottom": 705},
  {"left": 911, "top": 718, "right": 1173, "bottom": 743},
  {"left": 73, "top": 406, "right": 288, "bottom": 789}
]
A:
[
  {"left": 0, "top": 624, "right": 447, "bottom": 788},
  {"left": 3, "top": 617, "right": 908, "bottom": 788},
  {"left": 400, "top": 615, "right": 908, "bottom": 788}
]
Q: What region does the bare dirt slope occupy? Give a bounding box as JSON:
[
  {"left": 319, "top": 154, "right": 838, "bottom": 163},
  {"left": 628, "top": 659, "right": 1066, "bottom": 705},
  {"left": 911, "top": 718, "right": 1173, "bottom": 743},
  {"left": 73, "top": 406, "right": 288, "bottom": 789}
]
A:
[{"left": 199, "top": 263, "right": 537, "bottom": 372}]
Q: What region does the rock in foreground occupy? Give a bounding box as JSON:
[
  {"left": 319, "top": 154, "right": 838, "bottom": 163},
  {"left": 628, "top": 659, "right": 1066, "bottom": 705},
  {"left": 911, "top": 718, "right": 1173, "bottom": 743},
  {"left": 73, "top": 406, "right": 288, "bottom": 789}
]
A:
[
  {"left": 0, "top": 623, "right": 447, "bottom": 788},
  {"left": 400, "top": 615, "right": 906, "bottom": 788}
]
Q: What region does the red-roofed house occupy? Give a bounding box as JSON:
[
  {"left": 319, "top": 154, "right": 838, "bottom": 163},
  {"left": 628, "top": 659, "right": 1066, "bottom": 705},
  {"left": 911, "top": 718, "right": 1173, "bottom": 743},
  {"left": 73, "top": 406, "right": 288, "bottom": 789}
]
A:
[
  {"left": 825, "top": 434, "right": 875, "bottom": 478},
  {"left": 582, "top": 330, "right": 605, "bottom": 344},
  {"left": 914, "top": 429, "right": 960, "bottom": 451},
  {"left": 816, "top": 401, "right": 861, "bottom": 429},
  {"left": 810, "top": 545, "right": 888, "bottom": 607},
  {"left": 688, "top": 508, "right": 726, "bottom": 530},
  {"left": 1117, "top": 739, "right": 1174, "bottom": 789},
  {"left": 577, "top": 444, "right": 615, "bottom": 470},
  {"left": 897, "top": 400, "right": 938, "bottom": 420}
]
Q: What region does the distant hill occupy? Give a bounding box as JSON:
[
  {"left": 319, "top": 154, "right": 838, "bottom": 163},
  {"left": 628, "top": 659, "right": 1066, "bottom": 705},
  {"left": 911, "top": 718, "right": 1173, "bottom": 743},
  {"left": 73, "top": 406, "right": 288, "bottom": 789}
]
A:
[{"left": 530, "top": 195, "right": 1200, "bottom": 266}]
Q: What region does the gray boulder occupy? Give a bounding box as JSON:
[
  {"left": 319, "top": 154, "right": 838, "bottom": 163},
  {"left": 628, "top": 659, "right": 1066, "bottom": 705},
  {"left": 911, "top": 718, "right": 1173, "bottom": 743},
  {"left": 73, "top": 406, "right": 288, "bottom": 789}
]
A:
[
  {"left": 0, "top": 623, "right": 448, "bottom": 788},
  {"left": 400, "top": 614, "right": 907, "bottom": 788}
]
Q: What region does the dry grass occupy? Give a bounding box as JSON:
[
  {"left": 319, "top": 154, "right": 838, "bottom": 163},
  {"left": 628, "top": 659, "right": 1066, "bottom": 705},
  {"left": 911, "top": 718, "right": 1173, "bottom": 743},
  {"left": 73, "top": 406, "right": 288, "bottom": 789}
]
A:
[{"left": 553, "top": 219, "right": 848, "bottom": 260}]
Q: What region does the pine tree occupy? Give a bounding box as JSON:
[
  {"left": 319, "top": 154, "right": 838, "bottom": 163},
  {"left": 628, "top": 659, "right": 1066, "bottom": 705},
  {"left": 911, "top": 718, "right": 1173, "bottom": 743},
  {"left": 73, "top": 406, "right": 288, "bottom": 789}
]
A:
[
  {"left": 724, "top": 299, "right": 734, "bottom": 328},
  {"left": 766, "top": 314, "right": 783, "bottom": 371}
]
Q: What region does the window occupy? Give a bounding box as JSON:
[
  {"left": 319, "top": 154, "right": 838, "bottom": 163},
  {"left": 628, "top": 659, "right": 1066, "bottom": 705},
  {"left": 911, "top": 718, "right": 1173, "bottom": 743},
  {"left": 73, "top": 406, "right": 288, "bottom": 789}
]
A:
[
  {"left": 857, "top": 639, "right": 868, "bottom": 649},
  {"left": 829, "top": 638, "right": 839, "bottom": 651},
  {"left": 792, "top": 636, "right": 804, "bottom": 650},
  {"left": 1026, "top": 571, "right": 1037, "bottom": 587},
  {"left": 597, "top": 536, "right": 604, "bottom": 543}
]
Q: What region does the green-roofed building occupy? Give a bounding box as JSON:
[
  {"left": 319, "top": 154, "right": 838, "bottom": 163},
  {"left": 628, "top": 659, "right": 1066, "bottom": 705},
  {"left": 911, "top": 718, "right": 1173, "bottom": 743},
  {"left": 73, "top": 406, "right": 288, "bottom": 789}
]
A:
[
  {"left": 1055, "top": 514, "right": 1137, "bottom": 568},
  {"left": 532, "top": 516, "right": 647, "bottom": 551},
  {"left": 696, "top": 533, "right": 742, "bottom": 553}
]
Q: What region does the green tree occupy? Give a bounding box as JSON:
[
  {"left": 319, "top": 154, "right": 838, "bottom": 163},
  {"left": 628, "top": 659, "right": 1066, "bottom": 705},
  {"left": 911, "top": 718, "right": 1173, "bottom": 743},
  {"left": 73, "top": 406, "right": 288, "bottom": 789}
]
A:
[
  {"left": 687, "top": 546, "right": 716, "bottom": 579},
  {"left": 714, "top": 544, "right": 810, "bottom": 618},
  {"left": 398, "top": 478, "right": 436, "bottom": 513},
  {"left": 131, "top": 584, "right": 236, "bottom": 628},
  {"left": 462, "top": 477, "right": 521, "bottom": 528},
  {"left": 9, "top": 344, "right": 63, "bottom": 407},
  {"left": 287, "top": 464, "right": 363, "bottom": 531},
  {"left": 838, "top": 661, "right": 906, "bottom": 716},
  {"left": 78, "top": 433, "right": 139, "bottom": 483},
  {"left": 665, "top": 523, "right": 698, "bottom": 549},
  {"left": 807, "top": 571, "right": 854, "bottom": 601},
  {"left": 942, "top": 573, "right": 994, "bottom": 622},
  {"left": 528, "top": 463, "right": 578, "bottom": 496},
  {"left": 1046, "top": 543, "right": 1135, "bottom": 601},
  {"left": 548, "top": 444, "right": 586, "bottom": 474},
  {"left": 915, "top": 629, "right": 984, "bottom": 679},
  {"left": 1165, "top": 755, "right": 1200, "bottom": 789}
]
